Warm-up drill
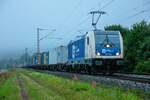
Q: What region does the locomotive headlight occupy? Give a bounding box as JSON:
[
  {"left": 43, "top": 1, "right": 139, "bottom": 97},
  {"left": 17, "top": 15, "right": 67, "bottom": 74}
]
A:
[
  {"left": 106, "top": 44, "right": 110, "bottom": 48},
  {"left": 116, "top": 52, "right": 120, "bottom": 56},
  {"left": 97, "top": 52, "right": 100, "bottom": 56}
]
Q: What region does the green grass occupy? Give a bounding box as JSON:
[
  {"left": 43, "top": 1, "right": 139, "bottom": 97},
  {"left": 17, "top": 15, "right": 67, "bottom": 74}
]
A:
[
  {"left": 0, "top": 69, "right": 149, "bottom": 100},
  {"left": 0, "top": 72, "right": 20, "bottom": 100},
  {"left": 20, "top": 69, "right": 143, "bottom": 100},
  {"left": 19, "top": 72, "right": 62, "bottom": 100}
]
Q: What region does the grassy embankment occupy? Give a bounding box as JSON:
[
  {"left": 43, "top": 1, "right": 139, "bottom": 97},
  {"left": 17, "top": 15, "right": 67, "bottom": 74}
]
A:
[
  {"left": 0, "top": 70, "right": 20, "bottom": 100},
  {"left": 0, "top": 69, "right": 149, "bottom": 100}
]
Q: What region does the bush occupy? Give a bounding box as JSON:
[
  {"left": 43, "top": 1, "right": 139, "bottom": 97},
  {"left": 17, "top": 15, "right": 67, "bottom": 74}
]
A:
[{"left": 135, "top": 61, "right": 150, "bottom": 73}]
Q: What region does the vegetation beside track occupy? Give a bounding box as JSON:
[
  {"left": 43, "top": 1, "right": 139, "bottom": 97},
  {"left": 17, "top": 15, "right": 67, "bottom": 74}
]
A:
[
  {"left": 18, "top": 69, "right": 144, "bottom": 100},
  {"left": 1, "top": 69, "right": 150, "bottom": 100},
  {"left": 0, "top": 70, "right": 20, "bottom": 100}
]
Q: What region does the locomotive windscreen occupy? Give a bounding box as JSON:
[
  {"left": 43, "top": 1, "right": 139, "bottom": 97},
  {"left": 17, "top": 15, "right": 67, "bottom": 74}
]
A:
[{"left": 95, "top": 31, "right": 121, "bottom": 56}]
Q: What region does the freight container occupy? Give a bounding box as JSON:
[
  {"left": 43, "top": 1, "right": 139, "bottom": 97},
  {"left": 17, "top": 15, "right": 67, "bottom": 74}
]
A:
[
  {"left": 57, "top": 46, "right": 68, "bottom": 64},
  {"left": 32, "top": 53, "right": 42, "bottom": 65},
  {"left": 49, "top": 46, "right": 68, "bottom": 64},
  {"left": 32, "top": 53, "right": 37, "bottom": 65},
  {"left": 49, "top": 48, "right": 57, "bottom": 64},
  {"left": 41, "top": 53, "right": 44, "bottom": 64},
  {"left": 41, "top": 52, "right": 49, "bottom": 64}
]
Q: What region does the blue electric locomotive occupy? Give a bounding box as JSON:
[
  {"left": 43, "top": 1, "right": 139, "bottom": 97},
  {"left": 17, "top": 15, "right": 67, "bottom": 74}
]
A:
[{"left": 68, "top": 30, "right": 123, "bottom": 74}]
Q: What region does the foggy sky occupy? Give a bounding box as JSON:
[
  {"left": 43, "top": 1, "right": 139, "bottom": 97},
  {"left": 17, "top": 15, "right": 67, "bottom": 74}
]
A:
[{"left": 0, "top": 0, "right": 150, "bottom": 59}]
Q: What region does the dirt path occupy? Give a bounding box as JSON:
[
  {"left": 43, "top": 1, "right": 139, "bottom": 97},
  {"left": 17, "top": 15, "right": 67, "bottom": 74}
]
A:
[{"left": 17, "top": 74, "right": 28, "bottom": 100}]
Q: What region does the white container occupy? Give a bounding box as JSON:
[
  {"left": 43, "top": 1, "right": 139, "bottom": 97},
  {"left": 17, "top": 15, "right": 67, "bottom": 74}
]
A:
[
  {"left": 49, "top": 48, "right": 57, "bottom": 64},
  {"left": 56, "top": 46, "right": 68, "bottom": 64},
  {"left": 49, "top": 46, "right": 68, "bottom": 64}
]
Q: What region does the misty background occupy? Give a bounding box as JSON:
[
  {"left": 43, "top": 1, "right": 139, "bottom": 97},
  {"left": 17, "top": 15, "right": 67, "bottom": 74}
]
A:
[{"left": 0, "top": 0, "right": 150, "bottom": 59}]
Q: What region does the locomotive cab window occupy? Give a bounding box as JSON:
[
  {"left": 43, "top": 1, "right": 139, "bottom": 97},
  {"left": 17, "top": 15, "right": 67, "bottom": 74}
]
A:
[
  {"left": 87, "top": 36, "right": 89, "bottom": 45},
  {"left": 95, "top": 33, "right": 120, "bottom": 48}
]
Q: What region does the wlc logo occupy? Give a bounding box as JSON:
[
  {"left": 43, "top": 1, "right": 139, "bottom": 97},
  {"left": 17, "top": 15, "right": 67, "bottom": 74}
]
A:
[
  {"left": 102, "top": 49, "right": 113, "bottom": 53},
  {"left": 72, "top": 45, "right": 75, "bottom": 59},
  {"left": 72, "top": 45, "right": 80, "bottom": 58}
]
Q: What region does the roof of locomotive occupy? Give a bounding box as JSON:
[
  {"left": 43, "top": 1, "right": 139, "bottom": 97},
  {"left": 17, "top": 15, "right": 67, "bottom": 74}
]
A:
[
  {"left": 69, "top": 34, "right": 86, "bottom": 44},
  {"left": 68, "top": 29, "right": 121, "bottom": 44}
]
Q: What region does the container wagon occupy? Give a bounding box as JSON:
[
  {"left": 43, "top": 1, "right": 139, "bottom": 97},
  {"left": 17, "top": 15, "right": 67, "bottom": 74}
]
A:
[{"left": 41, "top": 52, "right": 49, "bottom": 65}]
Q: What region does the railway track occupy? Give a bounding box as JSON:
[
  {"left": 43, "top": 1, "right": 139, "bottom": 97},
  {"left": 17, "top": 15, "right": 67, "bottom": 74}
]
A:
[
  {"left": 30, "top": 68, "right": 150, "bottom": 84},
  {"left": 105, "top": 74, "right": 150, "bottom": 84}
]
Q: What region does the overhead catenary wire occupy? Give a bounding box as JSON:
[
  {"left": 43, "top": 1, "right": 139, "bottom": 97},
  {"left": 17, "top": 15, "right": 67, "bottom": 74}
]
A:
[
  {"left": 61, "top": 0, "right": 106, "bottom": 34},
  {"left": 39, "top": 29, "right": 56, "bottom": 41},
  {"left": 57, "top": 0, "right": 84, "bottom": 31},
  {"left": 120, "top": 7, "right": 150, "bottom": 22},
  {"left": 60, "top": 0, "right": 115, "bottom": 41},
  {"left": 64, "top": 16, "right": 91, "bottom": 37},
  {"left": 61, "top": 0, "right": 150, "bottom": 41},
  {"left": 88, "top": 0, "right": 105, "bottom": 11},
  {"left": 133, "top": 0, "right": 150, "bottom": 11},
  {"left": 113, "top": 0, "right": 150, "bottom": 24},
  {"left": 100, "top": 0, "right": 115, "bottom": 10},
  {"left": 63, "top": 0, "right": 108, "bottom": 34},
  {"left": 86, "top": 0, "right": 115, "bottom": 30}
]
